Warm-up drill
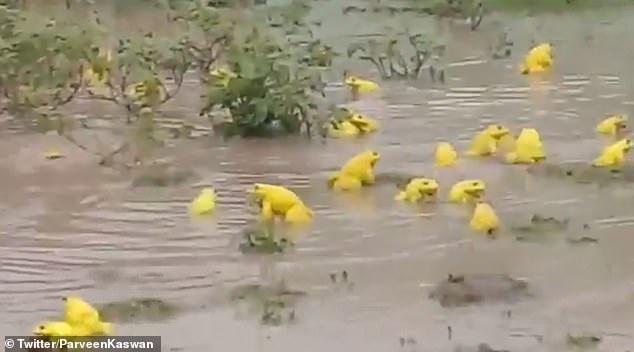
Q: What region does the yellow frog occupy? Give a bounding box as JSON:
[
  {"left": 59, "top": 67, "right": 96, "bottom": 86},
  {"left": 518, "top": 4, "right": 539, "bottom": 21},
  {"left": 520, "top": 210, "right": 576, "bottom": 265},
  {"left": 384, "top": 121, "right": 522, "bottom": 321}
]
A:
[
  {"left": 435, "top": 142, "right": 458, "bottom": 167},
  {"left": 349, "top": 113, "right": 379, "bottom": 133},
  {"left": 328, "top": 120, "right": 361, "bottom": 138},
  {"left": 327, "top": 113, "right": 380, "bottom": 138},
  {"left": 63, "top": 295, "right": 113, "bottom": 336},
  {"left": 470, "top": 201, "right": 500, "bottom": 235},
  {"left": 520, "top": 43, "right": 553, "bottom": 75},
  {"left": 328, "top": 150, "right": 381, "bottom": 191},
  {"left": 344, "top": 74, "right": 380, "bottom": 93},
  {"left": 249, "top": 183, "right": 313, "bottom": 224},
  {"left": 596, "top": 114, "right": 627, "bottom": 136},
  {"left": 466, "top": 124, "right": 511, "bottom": 156},
  {"left": 593, "top": 138, "right": 633, "bottom": 168},
  {"left": 449, "top": 180, "right": 486, "bottom": 203},
  {"left": 505, "top": 128, "right": 546, "bottom": 164},
  {"left": 395, "top": 178, "right": 440, "bottom": 203}
]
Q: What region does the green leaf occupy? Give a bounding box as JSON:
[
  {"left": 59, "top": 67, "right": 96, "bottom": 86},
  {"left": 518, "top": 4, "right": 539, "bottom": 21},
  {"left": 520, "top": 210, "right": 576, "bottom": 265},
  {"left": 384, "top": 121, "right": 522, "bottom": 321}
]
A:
[
  {"left": 226, "top": 77, "right": 252, "bottom": 97},
  {"left": 236, "top": 54, "right": 257, "bottom": 79},
  {"left": 205, "top": 86, "right": 227, "bottom": 107},
  {"left": 253, "top": 98, "right": 269, "bottom": 125}
]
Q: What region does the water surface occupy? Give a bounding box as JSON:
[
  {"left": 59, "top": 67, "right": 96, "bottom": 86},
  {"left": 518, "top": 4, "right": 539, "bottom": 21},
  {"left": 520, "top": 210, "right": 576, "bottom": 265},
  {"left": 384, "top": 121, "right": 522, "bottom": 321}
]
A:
[{"left": 2, "top": 4, "right": 634, "bottom": 352}]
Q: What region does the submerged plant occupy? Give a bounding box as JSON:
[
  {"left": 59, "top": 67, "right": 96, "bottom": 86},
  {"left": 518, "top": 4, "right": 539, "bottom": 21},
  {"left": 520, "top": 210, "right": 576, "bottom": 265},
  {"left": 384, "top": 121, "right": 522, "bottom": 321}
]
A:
[
  {"left": 98, "top": 298, "right": 181, "bottom": 323},
  {"left": 343, "top": 0, "right": 485, "bottom": 30},
  {"left": 491, "top": 30, "right": 514, "bottom": 60},
  {"left": 238, "top": 223, "right": 293, "bottom": 254},
  {"left": 347, "top": 32, "right": 446, "bottom": 81},
  {"left": 426, "top": 0, "right": 485, "bottom": 30},
  {"left": 230, "top": 281, "right": 305, "bottom": 326}
]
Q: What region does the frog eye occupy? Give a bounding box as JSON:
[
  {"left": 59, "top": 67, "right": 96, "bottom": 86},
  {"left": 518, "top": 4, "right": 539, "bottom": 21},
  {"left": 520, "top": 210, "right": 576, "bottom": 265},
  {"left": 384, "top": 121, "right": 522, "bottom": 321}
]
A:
[
  {"left": 472, "top": 182, "right": 480, "bottom": 186},
  {"left": 422, "top": 181, "right": 428, "bottom": 185}
]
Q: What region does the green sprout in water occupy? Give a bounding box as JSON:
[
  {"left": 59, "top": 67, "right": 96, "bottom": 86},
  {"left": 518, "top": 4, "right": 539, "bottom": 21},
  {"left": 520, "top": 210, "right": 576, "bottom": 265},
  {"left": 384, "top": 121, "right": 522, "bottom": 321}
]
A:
[
  {"left": 239, "top": 223, "right": 293, "bottom": 254},
  {"left": 230, "top": 281, "right": 305, "bottom": 326}
]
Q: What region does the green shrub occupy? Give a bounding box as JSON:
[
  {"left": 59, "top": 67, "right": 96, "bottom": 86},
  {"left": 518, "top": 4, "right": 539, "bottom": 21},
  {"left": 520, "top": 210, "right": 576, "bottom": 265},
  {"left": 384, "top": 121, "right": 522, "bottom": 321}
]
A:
[
  {"left": 201, "top": 26, "right": 324, "bottom": 137},
  {"left": 0, "top": 6, "right": 100, "bottom": 115}
]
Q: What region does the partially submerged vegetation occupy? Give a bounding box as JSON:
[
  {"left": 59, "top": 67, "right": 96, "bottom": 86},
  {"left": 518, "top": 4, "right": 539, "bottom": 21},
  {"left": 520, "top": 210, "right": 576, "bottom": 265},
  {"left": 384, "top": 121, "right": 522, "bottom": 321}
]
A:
[
  {"left": 1, "top": 0, "right": 629, "bottom": 164},
  {"left": 230, "top": 281, "right": 306, "bottom": 326},
  {"left": 98, "top": 298, "right": 181, "bottom": 323},
  {"left": 0, "top": 0, "right": 331, "bottom": 167},
  {"left": 429, "top": 274, "right": 531, "bottom": 308},
  {"left": 347, "top": 32, "right": 447, "bottom": 81},
  {"left": 343, "top": 0, "right": 485, "bottom": 30},
  {"left": 488, "top": 0, "right": 632, "bottom": 13},
  {"left": 238, "top": 224, "right": 293, "bottom": 254}
]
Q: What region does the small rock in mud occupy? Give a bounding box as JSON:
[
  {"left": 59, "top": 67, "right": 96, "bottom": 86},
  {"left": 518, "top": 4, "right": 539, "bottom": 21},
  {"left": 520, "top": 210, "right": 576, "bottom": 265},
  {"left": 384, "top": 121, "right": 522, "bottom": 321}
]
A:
[
  {"left": 454, "top": 343, "right": 510, "bottom": 352},
  {"left": 429, "top": 274, "right": 530, "bottom": 308},
  {"left": 98, "top": 298, "right": 181, "bottom": 323}
]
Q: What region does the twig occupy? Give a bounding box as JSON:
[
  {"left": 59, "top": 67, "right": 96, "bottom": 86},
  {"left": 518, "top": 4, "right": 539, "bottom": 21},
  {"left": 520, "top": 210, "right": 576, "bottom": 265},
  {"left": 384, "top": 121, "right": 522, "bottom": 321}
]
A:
[
  {"left": 52, "top": 65, "right": 84, "bottom": 107},
  {"left": 159, "top": 64, "right": 190, "bottom": 104},
  {"left": 98, "top": 140, "right": 129, "bottom": 167},
  {"left": 62, "top": 132, "right": 93, "bottom": 154}
]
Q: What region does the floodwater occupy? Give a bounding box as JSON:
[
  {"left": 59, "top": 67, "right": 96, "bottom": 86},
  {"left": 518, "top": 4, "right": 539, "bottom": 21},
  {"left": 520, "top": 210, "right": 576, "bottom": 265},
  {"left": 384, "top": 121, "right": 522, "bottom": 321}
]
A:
[{"left": 2, "top": 3, "right": 634, "bottom": 352}]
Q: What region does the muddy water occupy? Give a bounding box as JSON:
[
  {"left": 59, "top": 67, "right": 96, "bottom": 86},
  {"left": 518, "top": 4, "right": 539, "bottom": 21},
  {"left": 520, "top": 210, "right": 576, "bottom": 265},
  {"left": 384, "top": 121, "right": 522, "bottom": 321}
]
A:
[{"left": 2, "top": 4, "right": 634, "bottom": 352}]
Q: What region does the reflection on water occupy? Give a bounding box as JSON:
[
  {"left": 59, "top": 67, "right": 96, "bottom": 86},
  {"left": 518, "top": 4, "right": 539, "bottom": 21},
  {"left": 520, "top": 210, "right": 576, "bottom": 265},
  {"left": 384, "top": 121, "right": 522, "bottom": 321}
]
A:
[{"left": 2, "top": 4, "right": 634, "bottom": 352}]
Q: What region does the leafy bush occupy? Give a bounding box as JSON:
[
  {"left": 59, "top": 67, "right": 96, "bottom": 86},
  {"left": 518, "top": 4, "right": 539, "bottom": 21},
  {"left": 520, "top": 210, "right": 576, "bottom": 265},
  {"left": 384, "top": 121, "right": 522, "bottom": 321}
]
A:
[
  {"left": 0, "top": 0, "right": 330, "bottom": 150},
  {"left": 0, "top": 6, "right": 100, "bottom": 115},
  {"left": 84, "top": 32, "right": 192, "bottom": 118},
  {"left": 199, "top": 15, "right": 326, "bottom": 137}
]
